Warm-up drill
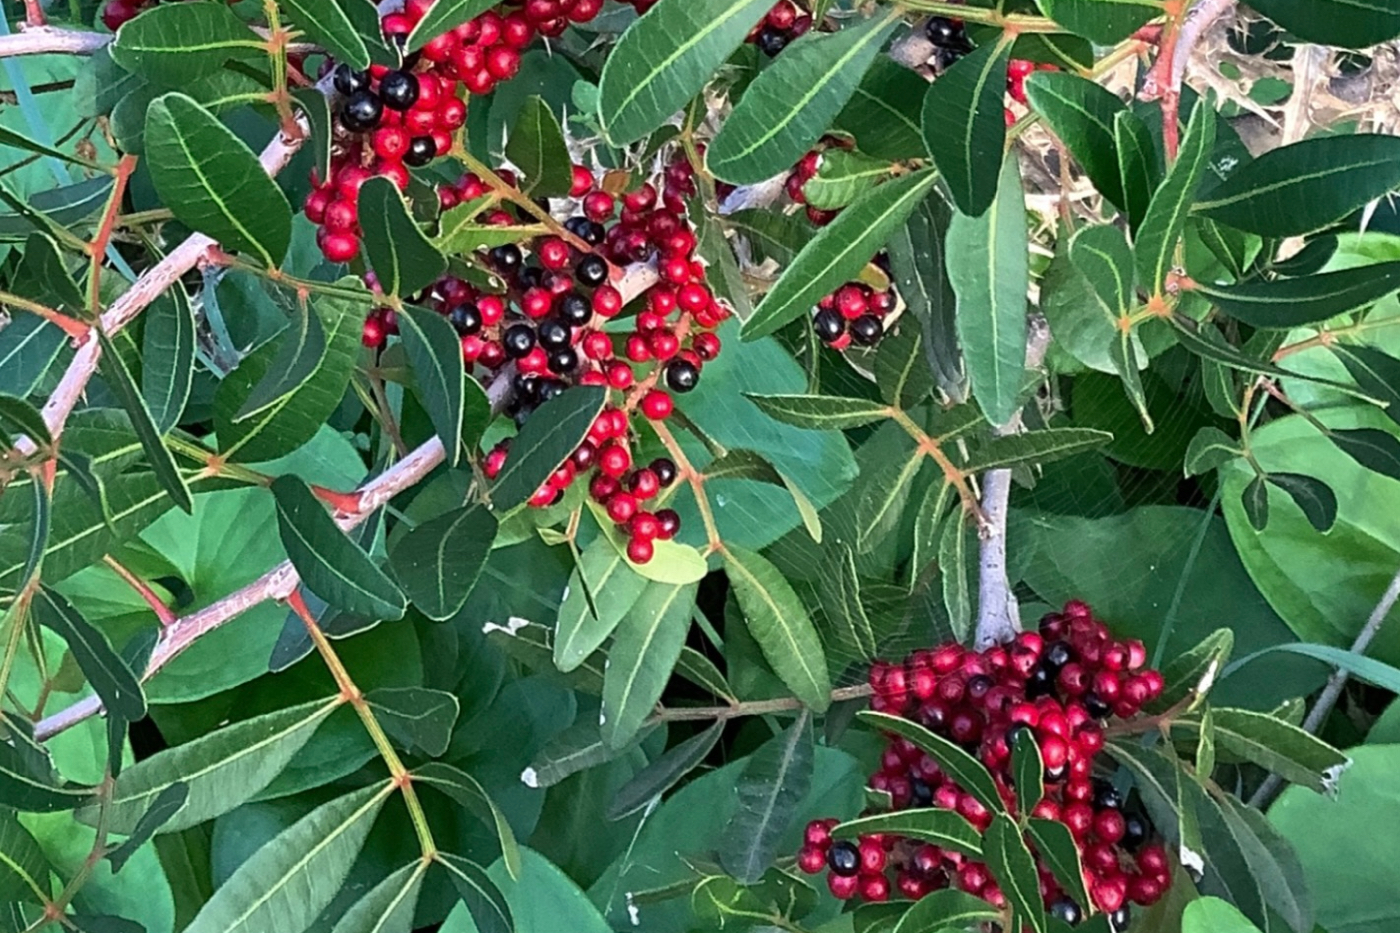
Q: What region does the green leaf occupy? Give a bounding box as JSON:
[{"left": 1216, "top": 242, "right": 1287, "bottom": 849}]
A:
[
  {"left": 271, "top": 475, "right": 407, "bottom": 620},
  {"left": 1011, "top": 727, "right": 1044, "bottom": 811},
  {"left": 1026, "top": 818, "right": 1090, "bottom": 910},
  {"left": 1111, "top": 111, "right": 1162, "bottom": 230},
  {"left": 111, "top": 2, "right": 262, "bottom": 85},
  {"left": 1335, "top": 345, "right": 1400, "bottom": 425},
  {"left": 1107, "top": 328, "right": 1153, "bottom": 433},
  {"left": 141, "top": 287, "right": 195, "bottom": 434},
  {"left": 1330, "top": 427, "right": 1400, "bottom": 482},
  {"left": 555, "top": 536, "right": 649, "bottom": 672},
  {"left": 1036, "top": 0, "right": 1159, "bottom": 43},
  {"left": 1247, "top": 0, "right": 1400, "bottom": 49},
  {"left": 875, "top": 317, "right": 935, "bottom": 409},
  {"left": 1070, "top": 224, "right": 1135, "bottom": 317},
  {"left": 1181, "top": 708, "right": 1350, "bottom": 796},
  {"left": 1155, "top": 628, "right": 1233, "bottom": 712},
  {"left": 89, "top": 697, "right": 339, "bottom": 834},
  {"left": 0, "top": 314, "right": 65, "bottom": 397},
  {"left": 727, "top": 207, "right": 809, "bottom": 266},
  {"left": 492, "top": 386, "right": 606, "bottom": 511},
  {"left": 185, "top": 782, "right": 391, "bottom": 933},
  {"left": 703, "top": 449, "right": 822, "bottom": 543},
  {"left": 1195, "top": 134, "right": 1400, "bottom": 236},
  {"left": 0, "top": 176, "right": 114, "bottom": 243},
  {"left": 215, "top": 286, "right": 369, "bottom": 462},
  {"left": 853, "top": 446, "right": 923, "bottom": 554},
  {"left": 745, "top": 393, "right": 891, "bottom": 430},
  {"left": 0, "top": 738, "right": 92, "bottom": 812},
  {"left": 105, "top": 782, "right": 188, "bottom": 872},
  {"left": 833, "top": 57, "right": 928, "bottom": 162},
  {"left": 1185, "top": 426, "right": 1241, "bottom": 476},
  {"left": 1243, "top": 474, "right": 1270, "bottom": 530},
  {"left": 523, "top": 720, "right": 643, "bottom": 788},
  {"left": 939, "top": 507, "right": 972, "bottom": 642},
  {"left": 818, "top": 546, "right": 878, "bottom": 661},
  {"left": 405, "top": 0, "right": 498, "bottom": 51},
  {"left": 31, "top": 585, "right": 145, "bottom": 720},
  {"left": 232, "top": 299, "right": 326, "bottom": 423},
  {"left": 436, "top": 853, "right": 513, "bottom": 933},
  {"left": 330, "top": 861, "right": 426, "bottom": 933},
  {"left": 1199, "top": 261, "right": 1400, "bottom": 328},
  {"left": 388, "top": 504, "right": 496, "bottom": 621},
  {"left": 718, "top": 713, "right": 814, "bottom": 883},
  {"left": 18, "top": 232, "right": 84, "bottom": 314},
  {"left": 414, "top": 762, "right": 523, "bottom": 880},
  {"left": 887, "top": 190, "right": 963, "bottom": 395},
  {"left": 947, "top": 154, "right": 1029, "bottom": 426},
  {"left": 606, "top": 720, "right": 725, "bottom": 820},
  {"left": 1182, "top": 897, "right": 1264, "bottom": 933},
  {"left": 398, "top": 305, "right": 467, "bottom": 466},
  {"left": 602, "top": 582, "right": 697, "bottom": 748},
  {"left": 835, "top": 808, "right": 982, "bottom": 856},
  {"left": 889, "top": 890, "right": 1000, "bottom": 933},
  {"left": 1170, "top": 317, "right": 1375, "bottom": 400},
  {"left": 0, "top": 814, "right": 50, "bottom": 901},
  {"left": 0, "top": 393, "right": 50, "bottom": 447},
  {"left": 724, "top": 544, "right": 832, "bottom": 710},
  {"left": 145, "top": 93, "right": 291, "bottom": 269},
  {"left": 920, "top": 39, "right": 1012, "bottom": 216},
  {"left": 804, "top": 150, "right": 895, "bottom": 211},
  {"left": 708, "top": 13, "right": 898, "bottom": 184},
  {"left": 1266, "top": 472, "right": 1338, "bottom": 533},
  {"left": 1137, "top": 101, "right": 1216, "bottom": 295},
  {"left": 1024, "top": 71, "right": 1127, "bottom": 210},
  {"left": 857, "top": 711, "right": 1002, "bottom": 812},
  {"left": 984, "top": 814, "right": 1045, "bottom": 933},
  {"left": 962, "top": 428, "right": 1114, "bottom": 472},
  {"left": 587, "top": 501, "right": 711, "bottom": 585},
  {"left": 94, "top": 328, "right": 193, "bottom": 513},
  {"left": 365, "top": 687, "right": 460, "bottom": 757},
  {"left": 359, "top": 176, "right": 447, "bottom": 298},
  {"left": 743, "top": 170, "right": 939, "bottom": 340},
  {"left": 505, "top": 96, "right": 573, "bottom": 196},
  {"left": 598, "top": 0, "right": 773, "bottom": 145},
  {"left": 278, "top": 0, "right": 370, "bottom": 70}
]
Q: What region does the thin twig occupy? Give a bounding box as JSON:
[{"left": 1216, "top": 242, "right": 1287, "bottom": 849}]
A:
[
  {"left": 654, "top": 684, "right": 873, "bottom": 723},
  {"left": 973, "top": 314, "right": 1051, "bottom": 651},
  {"left": 1248, "top": 566, "right": 1400, "bottom": 809}
]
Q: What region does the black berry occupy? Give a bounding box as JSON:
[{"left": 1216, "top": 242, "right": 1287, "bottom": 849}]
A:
[
  {"left": 579, "top": 220, "right": 606, "bottom": 245},
  {"left": 340, "top": 91, "right": 384, "bottom": 133},
  {"left": 378, "top": 70, "right": 420, "bottom": 111},
  {"left": 650, "top": 458, "right": 677, "bottom": 486},
  {"left": 517, "top": 265, "right": 544, "bottom": 289},
  {"left": 665, "top": 359, "right": 699, "bottom": 393},
  {"left": 1083, "top": 692, "right": 1111, "bottom": 720},
  {"left": 1109, "top": 906, "right": 1131, "bottom": 932},
  {"left": 333, "top": 63, "right": 368, "bottom": 96},
  {"left": 575, "top": 254, "right": 608, "bottom": 287},
  {"left": 1025, "top": 666, "right": 1055, "bottom": 700},
  {"left": 491, "top": 244, "right": 523, "bottom": 272},
  {"left": 924, "top": 16, "right": 966, "bottom": 48},
  {"left": 557, "top": 292, "right": 592, "bottom": 326},
  {"left": 513, "top": 373, "right": 540, "bottom": 401},
  {"left": 827, "top": 841, "right": 859, "bottom": 877},
  {"left": 910, "top": 778, "right": 933, "bottom": 807},
  {"left": 404, "top": 135, "right": 436, "bottom": 167},
  {"left": 1049, "top": 899, "right": 1083, "bottom": 926},
  {"left": 850, "top": 314, "right": 882, "bottom": 346},
  {"left": 1044, "top": 640, "right": 1075, "bottom": 672},
  {"left": 756, "top": 25, "right": 788, "bottom": 56},
  {"left": 537, "top": 379, "right": 566, "bottom": 403},
  {"left": 548, "top": 348, "right": 579, "bottom": 374},
  {"left": 448, "top": 304, "right": 482, "bottom": 335},
  {"left": 537, "top": 319, "right": 571, "bottom": 351},
  {"left": 1121, "top": 812, "right": 1149, "bottom": 851},
  {"left": 1092, "top": 779, "right": 1124, "bottom": 811},
  {"left": 502, "top": 323, "right": 536, "bottom": 359},
  {"left": 813, "top": 308, "right": 845, "bottom": 343}
]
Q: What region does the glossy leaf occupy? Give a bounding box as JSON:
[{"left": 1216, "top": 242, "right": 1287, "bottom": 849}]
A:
[
  {"left": 804, "top": 150, "right": 895, "bottom": 211},
  {"left": 184, "top": 782, "right": 391, "bottom": 933},
  {"left": 1154, "top": 628, "right": 1234, "bottom": 713},
  {"left": 984, "top": 814, "right": 1045, "bottom": 933},
  {"left": 492, "top": 386, "right": 606, "bottom": 511},
  {"left": 523, "top": 720, "right": 645, "bottom": 789},
  {"left": 233, "top": 300, "right": 326, "bottom": 423},
  {"left": 280, "top": 0, "right": 370, "bottom": 69},
  {"left": 832, "top": 57, "right": 927, "bottom": 162},
  {"left": 0, "top": 314, "right": 65, "bottom": 397},
  {"left": 875, "top": 318, "right": 935, "bottom": 409},
  {"left": 718, "top": 713, "right": 814, "bottom": 883},
  {"left": 1027, "top": 818, "right": 1090, "bottom": 910},
  {"left": 389, "top": 504, "right": 496, "bottom": 621},
  {"left": 436, "top": 853, "right": 512, "bottom": 933},
  {"left": 415, "top": 762, "right": 523, "bottom": 880},
  {"left": 1243, "top": 474, "right": 1270, "bottom": 530},
  {"left": 1185, "top": 426, "right": 1241, "bottom": 476},
  {"left": 1070, "top": 224, "right": 1134, "bottom": 318},
  {"left": 853, "top": 446, "right": 923, "bottom": 553},
  {"left": 819, "top": 546, "right": 878, "bottom": 661},
  {"left": 111, "top": 2, "right": 262, "bottom": 84},
  {"left": 745, "top": 393, "right": 891, "bottom": 430},
  {"left": 602, "top": 582, "right": 697, "bottom": 748},
  {"left": 598, "top": 0, "right": 773, "bottom": 145},
  {"left": 1335, "top": 345, "right": 1400, "bottom": 424},
  {"left": 1183, "top": 708, "right": 1349, "bottom": 795},
  {"left": 1195, "top": 134, "right": 1400, "bottom": 236},
  {"left": 330, "top": 861, "right": 426, "bottom": 933},
  {"left": 398, "top": 305, "right": 467, "bottom": 466},
  {"left": 1037, "top": 0, "right": 1159, "bottom": 43},
  {"left": 32, "top": 585, "right": 145, "bottom": 721},
  {"left": 105, "top": 783, "right": 188, "bottom": 872},
  {"left": 506, "top": 96, "right": 573, "bottom": 196},
  {"left": 743, "top": 170, "right": 939, "bottom": 340},
  {"left": 0, "top": 393, "right": 50, "bottom": 447},
  {"left": 947, "top": 154, "right": 1028, "bottom": 427},
  {"left": 890, "top": 889, "right": 1000, "bottom": 933},
  {"left": 0, "top": 814, "right": 49, "bottom": 901},
  {"left": 858, "top": 711, "right": 1002, "bottom": 812},
  {"left": 0, "top": 740, "right": 92, "bottom": 812},
  {"left": 887, "top": 190, "right": 963, "bottom": 395},
  {"left": 606, "top": 721, "right": 725, "bottom": 820},
  {"left": 365, "top": 687, "right": 460, "bottom": 757},
  {"left": 1182, "top": 897, "right": 1264, "bottom": 933},
  {"left": 359, "top": 176, "right": 447, "bottom": 298},
  {"left": 1024, "top": 71, "right": 1126, "bottom": 210},
  {"left": 145, "top": 93, "right": 291, "bottom": 269},
  {"left": 939, "top": 507, "right": 972, "bottom": 642},
  {"left": 962, "top": 428, "right": 1114, "bottom": 472},
  {"left": 1198, "top": 261, "right": 1400, "bottom": 328},
  {"left": 1115, "top": 110, "right": 1159, "bottom": 230},
  {"left": 1171, "top": 318, "right": 1374, "bottom": 399},
  {"left": 702, "top": 449, "right": 821, "bottom": 543},
  {"left": 1266, "top": 472, "right": 1338, "bottom": 533},
  {"left": 405, "top": 0, "right": 498, "bottom": 51},
  {"left": 552, "top": 536, "right": 648, "bottom": 671},
  {"left": 1011, "top": 728, "right": 1044, "bottom": 811},
  {"left": 724, "top": 544, "right": 832, "bottom": 710},
  {"left": 921, "top": 39, "right": 1012, "bottom": 216},
  {"left": 1136, "top": 101, "right": 1215, "bottom": 295},
  {"left": 1247, "top": 0, "right": 1400, "bottom": 48},
  {"left": 708, "top": 13, "right": 898, "bottom": 184},
  {"left": 835, "top": 808, "right": 982, "bottom": 856},
  {"left": 141, "top": 287, "right": 195, "bottom": 434},
  {"left": 90, "top": 697, "right": 339, "bottom": 834},
  {"left": 271, "top": 475, "right": 407, "bottom": 620},
  {"left": 17, "top": 231, "right": 84, "bottom": 313},
  {"left": 1330, "top": 427, "right": 1400, "bottom": 482},
  {"left": 94, "top": 328, "right": 193, "bottom": 513}
]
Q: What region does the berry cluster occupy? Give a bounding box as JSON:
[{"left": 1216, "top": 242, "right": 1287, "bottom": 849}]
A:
[
  {"left": 1007, "top": 58, "right": 1057, "bottom": 105},
  {"left": 797, "top": 601, "right": 1172, "bottom": 931},
  {"left": 783, "top": 140, "right": 847, "bottom": 227},
  {"left": 923, "top": 14, "right": 973, "bottom": 72},
  {"left": 746, "top": 0, "right": 813, "bottom": 57},
  {"left": 362, "top": 160, "right": 723, "bottom": 562}
]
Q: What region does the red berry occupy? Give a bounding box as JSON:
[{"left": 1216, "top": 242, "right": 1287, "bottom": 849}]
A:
[
  {"left": 538, "top": 237, "right": 571, "bottom": 270},
  {"left": 641, "top": 390, "right": 674, "bottom": 420},
  {"left": 593, "top": 284, "right": 623, "bottom": 317},
  {"left": 486, "top": 45, "right": 521, "bottom": 80},
  {"left": 583, "top": 191, "right": 615, "bottom": 221},
  {"left": 598, "top": 443, "right": 631, "bottom": 478},
  {"left": 797, "top": 845, "right": 826, "bottom": 874},
  {"left": 570, "top": 164, "right": 594, "bottom": 197},
  {"left": 858, "top": 873, "right": 890, "bottom": 902},
  {"left": 626, "top": 536, "right": 654, "bottom": 563},
  {"left": 607, "top": 492, "right": 638, "bottom": 524},
  {"left": 827, "top": 873, "right": 859, "bottom": 900},
  {"left": 321, "top": 232, "right": 359, "bottom": 262},
  {"left": 1092, "top": 876, "right": 1127, "bottom": 914},
  {"left": 1095, "top": 808, "right": 1127, "bottom": 845}
]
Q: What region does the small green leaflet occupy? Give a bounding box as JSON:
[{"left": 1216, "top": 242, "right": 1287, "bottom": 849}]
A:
[
  {"left": 983, "top": 814, "right": 1045, "bottom": 933},
  {"left": 365, "top": 687, "right": 460, "bottom": 757},
  {"left": 388, "top": 504, "right": 496, "bottom": 621},
  {"left": 435, "top": 852, "right": 513, "bottom": 933},
  {"left": 414, "top": 762, "right": 523, "bottom": 880},
  {"left": 1023, "top": 70, "right": 1126, "bottom": 211},
  {"left": 835, "top": 808, "right": 982, "bottom": 856},
  {"left": 724, "top": 544, "right": 832, "bottom": 711},
  {"left": 554, "top": 535, "right": 649, "bottom": 672},
  {"left": 1337, "top": 345, "right": 1400, "bottom": 425},
  {"left": 329, "top": 861, "right": 427, "bottom": 933},
  {"left": 278, "top": 0, "right": 370, "bottom": 70},
  {"left": 960, "top": 428, "right": 1114, "bottom": 472},
  {"left": 803, "top": 150, "right": 894, "bottom": 212},
  {"left": 890, "top": 889, "right": 999, "bottom": 933},
  {"left": 17, "top": 232, "right": 84, "bottom": 313},
  {"left": 717, "top": 713, "right": 814, "bottom": 883},
  {"left": 105, "top": 783, "right": 189, "bottom": 872},
  {"left": 605, "top": 720, "right": 725, "bottom": 819},
  {"left": 1246, "top": 0, "right": 1400, "bottom": 48},
  {"left": 1136, "top": 101, "right": 1215, "bottom": 296},
  {"left": 405, "top": 0, "right": 498, "bottom": 51},
  {"left": 397, "top": 305, "right": 467, "bottom": 465},
  {"left": 1196, "top": 261, "right": 1400, "bottom": 329},
  {"left": 270, "top": 475, "right": 407, "bottom": 620},
  {"left": 745, "top": 393, "right": 892, "bottom": 430},
  {"left": 1266, "top": 473, "right": 1338, "bottom": 533},
  {"left": 31, "top": 585, "right": 145, "bottom": 721},
  {"left": 1116, "top": 110, "right": 1160, "bottom": 232},
  {"left": 505, "top": 96, "right": 574, "bottom": 196},
  {"left": 602, "top": 581, "right": 697, "bottom": 748},
  {"left": 491, "top": 385, "right": 606, "bottom": 511},
  {"left": 232, "top": 298, "right": 326, "bottom": 423},
  {"left": 141, "top": 287, "right": 195, "bottom": 434},
  {"left": 1011, "top": 728, "right": 1044, "bottom": 811},
  {"left": 358, "top": 176, "right": 447, "bottom": 298},
  {"left": 921, "top": 39, "right": 1012, "bottom": 217},
  {"left": 110, "top": 2, "right": 263, "bottom": 85},
  {"left": 1330, "top": 427, "right": 1400, "bottom": 483},
  {"left": 857, "top": 711, "right": 1002, "bottom": 812},
  {"left": 0, "top": 393, "right": 50, "bottom": 447}
]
